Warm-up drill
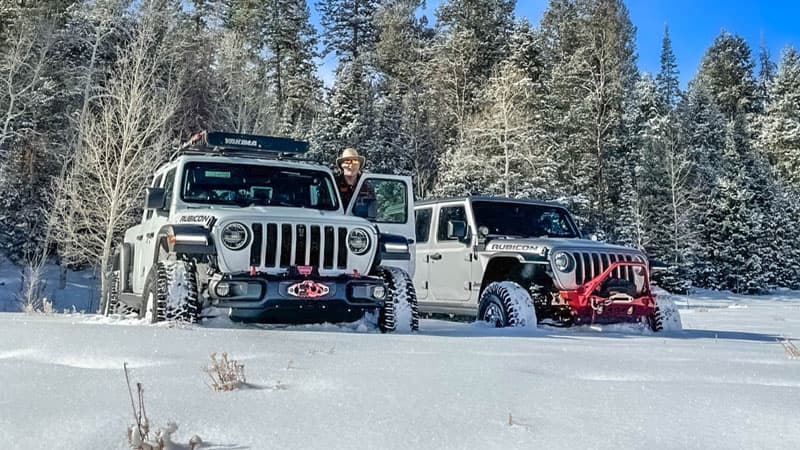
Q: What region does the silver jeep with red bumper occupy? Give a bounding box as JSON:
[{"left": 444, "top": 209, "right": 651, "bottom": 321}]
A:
[{"left": 413, "top": 196, "right": 680, "bottom": 331}]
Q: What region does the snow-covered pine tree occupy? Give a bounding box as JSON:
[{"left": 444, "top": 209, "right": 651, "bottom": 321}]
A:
[
  {"left": 313, "top": 0, "right": 383, "bottom": 168},
  {"left": 538, "top": 0, "right": 638, "bottom": 229},
  {"left": 695, "top": 31, "right": 759, "bottom": 120},
  {"left": 759, "top": 46, "right": 800, "bottom": 188},
  {"left": 656, "top": 24, "right": 680, "bottom": 112},
  {"left": 262, "top": 0, "right": 322, "bottom": 136},
  {"left": 757, "top": 37, "right": 776, "bottom": 111},
  {"left": 699, "top": 118, "right": 766, "bottom": 293},
  {"left": 317, "top": 0, "right": 380, "bottom": 63},
  {"left": 614, "top": 75, "right": 661, "bottom": 251},
  {"left": 372, "top": 0, "right": 437, "bottom": 194},
  {"left": 173, "top": 0, "right": 220, "bottom": 138}
]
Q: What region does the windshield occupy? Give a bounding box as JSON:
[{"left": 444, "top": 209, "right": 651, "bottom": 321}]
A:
[
  {"left": 471, "top": 201, "right": 578, "bottom": 238},
  {"left": 181, "top": 162, "right": 339, "bottom": 210}
]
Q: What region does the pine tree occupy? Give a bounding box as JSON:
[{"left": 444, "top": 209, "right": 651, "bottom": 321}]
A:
[
  {"left": 371, "top": 1, "right": 438, "bottom": 195},
  {"left": 695, "top": 31, "right": 758, "bottom": 119},
  {"left": 656, "top": 24, "right": 679, "bottom": 111},
  {"left": 317, "top": 0, "right": 380, "bottom": 63},
  {"left": 760, "top": 46, "right": 800, "bottom": 188},
  {"left": 538, "top": 0, "right": 638, "bottom": 227},
  {"left": 262, "top": 0, "right": 321, "bottom": 135},
  {"left": 757, "top": 36, "right": 776, "bottom": 108}
]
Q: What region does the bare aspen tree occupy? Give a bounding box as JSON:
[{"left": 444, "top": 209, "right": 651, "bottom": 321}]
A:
[
  {"left": 51, "top": 4, "right": 183, "bottom": 311},
  {"left": 469, "top": 63, "right": 535, "bottom": 197},
  {"left": 213, "top": 31, "right": 275, "bottom": 135}
]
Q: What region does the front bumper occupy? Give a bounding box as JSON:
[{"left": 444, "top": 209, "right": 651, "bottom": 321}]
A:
[
  {"left": 558, "top": 261, "right": 656, "bottom": 325},
  {"left": 210, "top": 272, "right": 385, "bottom": 324}
]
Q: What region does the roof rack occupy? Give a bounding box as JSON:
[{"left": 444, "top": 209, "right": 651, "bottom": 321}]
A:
[{"left": 171, "top": 131, "right": 311, "bottom": 161}]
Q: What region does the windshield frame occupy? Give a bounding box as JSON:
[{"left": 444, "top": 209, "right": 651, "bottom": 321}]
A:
[
  {"left": 179, "top": 161, "right": 340, "bottom": 211},
  {"left": 470, "top": 200, "right": 580, "bottom": 239}
]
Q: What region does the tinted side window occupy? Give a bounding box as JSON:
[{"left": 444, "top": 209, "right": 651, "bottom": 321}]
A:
[
  {"left": 352, "top": 178, "right": 407, "bottom": 223},
  {"left": 146, "top": 174, "right": 164, "bottom": 220},
  {"left": 415, "top": 208, "right": 432, "bottom": 243},
  {"left": 158, "top": 168, "right": 176, "bottom": 216},
  {"left": 437, "top": 206, "right": 467, "bottom": 241}
]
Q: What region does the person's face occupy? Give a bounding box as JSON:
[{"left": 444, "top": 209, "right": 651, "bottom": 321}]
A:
[{"left": 341, "top": 159, "right": 361, "bottom": 178}]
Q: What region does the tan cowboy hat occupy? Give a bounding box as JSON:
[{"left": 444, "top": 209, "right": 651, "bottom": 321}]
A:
[{"left": 336, "top": 147, "right": 366, "bottom": 167}]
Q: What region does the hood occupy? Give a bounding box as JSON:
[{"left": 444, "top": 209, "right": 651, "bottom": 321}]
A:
[{"left": 174, "top": 206, "right": 374, "bottom": 229}]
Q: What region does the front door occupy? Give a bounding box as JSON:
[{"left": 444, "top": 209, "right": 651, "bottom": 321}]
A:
[
  {"left": 347, "top": 174, "right": 416, "bottom": 275},
  {"left": 429, "top": 203, "right": 472, "bottom": 302}
]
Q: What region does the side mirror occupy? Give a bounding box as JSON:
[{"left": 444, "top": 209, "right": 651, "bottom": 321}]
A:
[
  {"left": 446, "top": 220, "right": 467, "bottom": 240},
  {"left": 580, "top": 225, "right": 598, "bottom": 241},
  {"left": 145, "top": 187, "right": 166, "bottom": 210}
]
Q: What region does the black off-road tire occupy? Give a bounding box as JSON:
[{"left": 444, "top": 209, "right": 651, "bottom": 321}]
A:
[
  {"left": 143, "top": 261, "right": 200, "bottom": 324},
  {"left": 648, "top": 294, "right": 682, "bottom": 333},
  {"left": 376, "top": 266, "right": 419, "bottom": 333},
  {"left": 103, "top": 270, "right": 135, "bottom": 316},
  {"left": 478, "top": 281, "right": 537, "bottom": 328}
]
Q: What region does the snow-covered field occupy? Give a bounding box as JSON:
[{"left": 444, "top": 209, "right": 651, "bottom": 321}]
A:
[
  {"left": 1, "top": 259, "right": 800, "bottom": 449},
  {"left": 1, "top": 290, "right": 799, "bottom": 449}
]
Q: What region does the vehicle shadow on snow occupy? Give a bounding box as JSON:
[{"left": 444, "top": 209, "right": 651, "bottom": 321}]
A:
[
  {"left": 121, "top": 311, "right": 783, "bottom": 344},
  {"left": 416, "top": 319, "right": 784, "bottom": 343}
]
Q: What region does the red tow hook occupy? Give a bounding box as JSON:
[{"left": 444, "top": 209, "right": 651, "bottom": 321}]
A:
[{"left": 249, "top": 266, "right": 257, "bottom": 277}]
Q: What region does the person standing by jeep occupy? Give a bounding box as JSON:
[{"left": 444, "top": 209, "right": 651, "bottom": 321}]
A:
[{"left": 335, "top": 147, "right": 366, "bottom": 208}]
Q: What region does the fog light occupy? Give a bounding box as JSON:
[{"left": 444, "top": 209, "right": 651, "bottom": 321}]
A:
[
  {"left": 215, "top": 282, "right": 231, "bottom": 297},
  {"left": 373, "top": 286, "right": 386, "bottom": 299}
]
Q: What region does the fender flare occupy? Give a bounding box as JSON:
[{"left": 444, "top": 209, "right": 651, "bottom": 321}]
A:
[
  {"left": 154, "top": 224, "right": 215, "bottom": 264},
  {"left": 479, "top": 254, "right": 549, "bottom": 298},
  {"left": 370, "top": 233, "right": 412, "bottom": 273}
]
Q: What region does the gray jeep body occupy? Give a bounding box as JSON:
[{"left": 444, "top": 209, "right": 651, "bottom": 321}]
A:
[{"left": 413, "top": 196, "right": 651, "bottom": 326}]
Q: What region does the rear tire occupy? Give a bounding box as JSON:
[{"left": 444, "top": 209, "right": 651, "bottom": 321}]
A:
[
  {"left": 478, "top": 281, "right": 537, "bottom": 328},
  {"left": 102, "top": 270, "right": 135, "bottom": 316},
  {"left": 376, "top": 266, "right": 419, "bottom": 333}
]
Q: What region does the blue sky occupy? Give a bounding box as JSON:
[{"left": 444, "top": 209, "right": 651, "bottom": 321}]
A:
[{"left": 312, "top": 1, "right": 800, "bottom": 86}]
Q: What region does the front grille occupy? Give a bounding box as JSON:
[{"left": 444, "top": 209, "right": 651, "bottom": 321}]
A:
[
  {"left": 572, "top": 252, "right": 636, "bottom": 285},
  {"left": 250, "top": 222, "right": 349, "bottom": 270}
]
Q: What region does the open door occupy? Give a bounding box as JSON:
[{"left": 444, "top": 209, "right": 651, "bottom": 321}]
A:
[{"left": 346, "top": 174, "right": 416, "bottom": 274}]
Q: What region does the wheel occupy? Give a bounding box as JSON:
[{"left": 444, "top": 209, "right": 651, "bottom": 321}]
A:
[
  {"left": 648, "top": 293, "right": 682, "bottom": 332},
  {"left": 103, "top": 270, "right": 135, "bottom": 316},
  {"left": 376, "top": 266, "right": 419, "bottom": 333},
  {"left": 142, "top": 261, "right": 200, "bottom": 324},
  {"left": 477, "top": 281, "right": 537, "bottom": 328}
]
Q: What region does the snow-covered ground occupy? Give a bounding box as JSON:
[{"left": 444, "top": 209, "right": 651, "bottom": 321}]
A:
[{"left": 1, "top": 258, "right": 799, "bottom": 449}]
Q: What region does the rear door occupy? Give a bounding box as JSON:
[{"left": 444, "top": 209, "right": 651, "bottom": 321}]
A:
[
  {"left": 346, "top": 174, "right": 416, "bottom": 273},
  {"left": 412, "top": 207, "right": 434, "bottom": 300}
]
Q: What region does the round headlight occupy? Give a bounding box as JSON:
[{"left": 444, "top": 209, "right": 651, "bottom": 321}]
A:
[
  {"left": 221, "top": 222, "right": 250, "bottom": 250},
  {"left": 553, "top": 251, "right": 573, "bottom": 272},
  {"left": 347, "top": 228, "right": 371, "bottom": 255}
]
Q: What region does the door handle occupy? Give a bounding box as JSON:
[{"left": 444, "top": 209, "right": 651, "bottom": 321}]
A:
[{"left": 429, "top": 253, "right": 442, "bottom": 261}]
